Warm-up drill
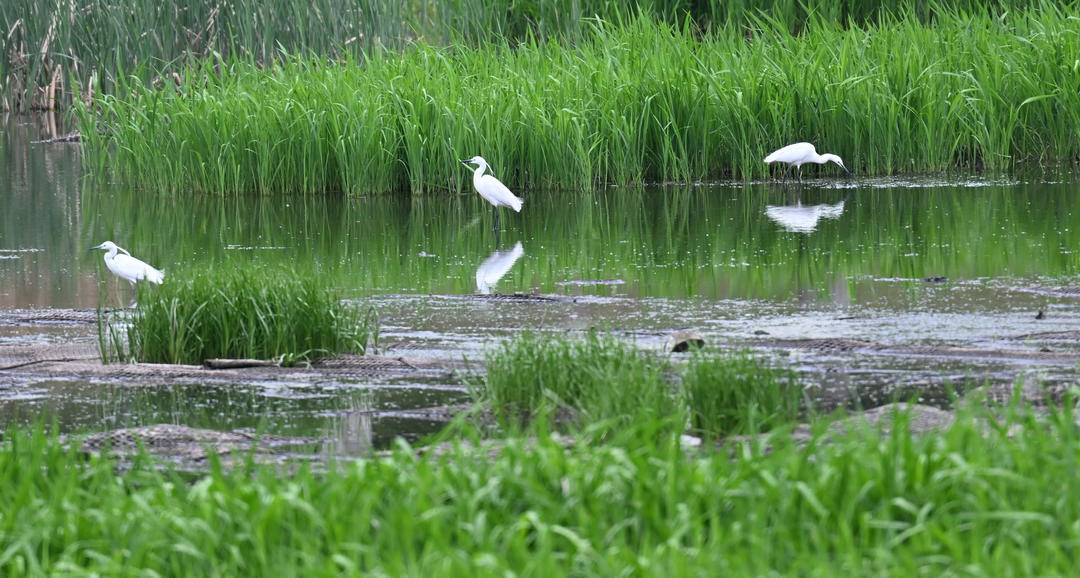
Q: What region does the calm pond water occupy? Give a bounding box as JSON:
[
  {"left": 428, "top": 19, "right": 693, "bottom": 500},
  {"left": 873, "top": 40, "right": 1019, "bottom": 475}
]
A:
[
  {"left": 1, "top": 114, "right": 1078, "bottom": 448},
  {"left": 3, "top": 116, "right": 1077, "bottom": 307}
]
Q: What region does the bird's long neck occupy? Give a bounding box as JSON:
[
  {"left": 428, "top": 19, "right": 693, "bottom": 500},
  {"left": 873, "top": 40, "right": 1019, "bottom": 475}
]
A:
[
  {"left": 104, "top": 247, "right": 118, "bottom": 260},
  {"left": 472, "top": 163, "right": 487, "bottom": 186},
  {"left": 810, "top": 153, "right": 828, "bottom": 165}
]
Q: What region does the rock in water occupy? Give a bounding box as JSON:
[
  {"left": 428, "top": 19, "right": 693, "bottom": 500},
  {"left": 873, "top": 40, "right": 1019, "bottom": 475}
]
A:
[{"left": 666, "top": 331, "right": 705, "bottom": 353}]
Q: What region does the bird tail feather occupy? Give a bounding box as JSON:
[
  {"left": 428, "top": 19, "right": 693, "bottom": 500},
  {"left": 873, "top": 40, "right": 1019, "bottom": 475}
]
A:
[
  {"left": 146, "top": 267, "right": 165, "bottom": 284},
  {"left": 509, "top": 195, "right": 523, "bottom": 213}
]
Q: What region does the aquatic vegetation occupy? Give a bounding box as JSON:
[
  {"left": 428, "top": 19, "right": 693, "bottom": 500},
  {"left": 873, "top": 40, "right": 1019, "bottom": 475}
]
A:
[
  {"left": 483, "top": 334, "right": 807, "bottom": 437},
  {"left": 100, "top": 267, "right": 376, "bottom": 364},
  {"left": 80, "top": 6, "right": 1080, "bottom": 193},
  {"left": 2, "top": 0, "right": 1056, "bottom": 111},
  {"left": 682, "top": 351, "right": 804, "bottom": 437},
  {"left": 482, "top": 332, "right": 678, "bottom": 429},
  {"left": 2, "top": 402, "right": 1079, "bottom": 575}
]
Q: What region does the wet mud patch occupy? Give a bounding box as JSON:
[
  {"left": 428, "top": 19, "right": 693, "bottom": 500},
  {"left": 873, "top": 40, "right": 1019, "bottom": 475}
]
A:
[{"left": 3, "top": 277, "right": 1080, "bottom": 458}]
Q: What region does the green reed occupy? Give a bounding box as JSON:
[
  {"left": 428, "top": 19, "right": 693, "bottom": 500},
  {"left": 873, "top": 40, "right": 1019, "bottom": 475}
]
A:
[
  {"left": 79, "top": 6, "right": 1080, "bottom": 194},
  {"left": 481, "top": 332, "right": 678, "bottom": 429},
  {"left": 481, "top": 334, "right": 805, "bottom": 437},
  {"left": 2, "top": 399, "right": 1079, "bottom": 575},
  {"left": 682, "top": 350, "right": 804, "bottom": 438},
  {"left": 99, "top": 267, "right": 376, "bottom": 365},
  {"left": 2, "top": 0, "right": 1052, "bottom": 111}
]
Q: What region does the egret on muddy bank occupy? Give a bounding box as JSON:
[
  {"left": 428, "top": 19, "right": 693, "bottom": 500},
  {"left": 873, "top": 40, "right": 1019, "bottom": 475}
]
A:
[
  {"left": 461, "top": 156, "right": 523, "bottom": 231},
  {"left": 764, "top": 142, "right": 849, "bottom": 182},
  {"left": 91, "top": 241, "right": 165, "bottom": 286}
]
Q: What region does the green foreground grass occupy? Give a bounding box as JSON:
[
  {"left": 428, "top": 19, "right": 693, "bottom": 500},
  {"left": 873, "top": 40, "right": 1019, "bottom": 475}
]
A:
[
  {"left": 99, "top": 268, "right": 375, "bottom": 364},
  {"left": 3, "top": 401, "right": 1079, "bottom": 575},
  {"left": 81, "top": 6, "right": 1080, "bottom": 194}
]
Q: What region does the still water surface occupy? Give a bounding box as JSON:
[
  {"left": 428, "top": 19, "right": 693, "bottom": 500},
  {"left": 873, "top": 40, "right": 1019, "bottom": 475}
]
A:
[{"left": 3, "top": 117, "right": 1077, "bottom": 307}]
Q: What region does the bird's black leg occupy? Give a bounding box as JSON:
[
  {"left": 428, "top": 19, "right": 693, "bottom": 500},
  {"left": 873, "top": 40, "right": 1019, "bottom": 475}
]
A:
[
  {"left": 492, "top": 207, "right": 500, "bottom": 232},
  {"left": 797, "top": 165, "right": 803, "bottom": 184},
  {"left": 781, "top": 164, "right": 791, "bottom": 184}
]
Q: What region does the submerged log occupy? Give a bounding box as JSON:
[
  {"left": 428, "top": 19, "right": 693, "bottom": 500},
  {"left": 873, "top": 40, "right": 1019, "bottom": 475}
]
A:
[
  {"left": 203, "top": 358, "right": 280, "bottom": 369},
  {"left": 31, "top": 131, "right": 80, "bottom": 144}
]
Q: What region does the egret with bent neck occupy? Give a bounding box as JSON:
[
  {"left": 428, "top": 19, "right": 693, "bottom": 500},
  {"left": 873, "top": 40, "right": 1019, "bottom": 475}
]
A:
[{"left": 764, "top": 142, "right": 849, "bottom": 182}]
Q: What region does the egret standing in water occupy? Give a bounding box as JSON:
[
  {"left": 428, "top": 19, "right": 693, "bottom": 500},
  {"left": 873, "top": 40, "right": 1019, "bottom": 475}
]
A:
[
  {"left": 461, "top": 156, "right": 523, "bottom": 231},
  {"left": 91, "top": 241, "right": 164, "bottom": 304},
  {"left": 764, "top": 142, "right": 849, "bottom": 182}
]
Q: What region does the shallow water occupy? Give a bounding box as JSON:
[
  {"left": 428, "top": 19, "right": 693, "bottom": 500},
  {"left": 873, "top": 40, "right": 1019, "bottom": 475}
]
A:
[{"left": 1, "top": 114, "right": 1078, "bottom": 450}]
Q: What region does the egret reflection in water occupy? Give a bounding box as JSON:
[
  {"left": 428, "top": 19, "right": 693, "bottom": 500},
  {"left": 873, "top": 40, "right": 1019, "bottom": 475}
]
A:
[
  {"left": 765, "top": 200, "right": 846, "bottom": 234},
  {"left": 475, "top": 242, "right": 525, "bottom": 294}
]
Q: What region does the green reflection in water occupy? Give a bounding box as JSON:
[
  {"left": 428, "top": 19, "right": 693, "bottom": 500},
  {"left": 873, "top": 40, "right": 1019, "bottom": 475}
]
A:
[
  {"left": 75, "top": 183, "right": 1080, "bottom": 301},
  {"left": 0, "top": 381, "right": 464, "bottom": 450},
  {"left": 1, "top": 116, "right": 1077, "bottom": 309}
]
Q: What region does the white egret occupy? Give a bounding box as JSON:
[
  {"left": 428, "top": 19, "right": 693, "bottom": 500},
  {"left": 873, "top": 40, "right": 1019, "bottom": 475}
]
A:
[
  {"left": 764, "top": 142, "right": 849, "bottom": 182},
  {"left": 461, "top": 156, "right": 523, "bottom": 231},
  {"left": 91, "top": 241, "right": 165, "bottom": 286},
  {"left": 475, "top": 242, "right": 525, "bottom": 295},
  {"left": 765, "top": 200, "right": 845, "bottom": 234}
]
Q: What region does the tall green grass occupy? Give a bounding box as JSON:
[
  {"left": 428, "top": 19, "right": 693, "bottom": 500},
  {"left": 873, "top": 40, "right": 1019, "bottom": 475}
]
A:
[
  {"left": 481, "top": 334, "right": 806, "bottom": 437},
  {"left": 2, "top": 0, "right": 1055, "bottom": 110},
  {"left": 100, "top": 267, "right": 376, "bottom": 364},
  {"left": 80, "top": 7, "right": 1080, "bottom": 193},
  {"left": 682, "top": 351, "right": 804, "bottom": 438},
  {"left": 3, "top": 401, "right": 1080, "bottom": 575},
  {"left": 482, "top": 332, "right": 677, "bottom": 429}
]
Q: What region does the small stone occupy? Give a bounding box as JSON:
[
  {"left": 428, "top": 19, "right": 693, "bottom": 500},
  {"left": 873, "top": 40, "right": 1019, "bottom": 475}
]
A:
[
  {"left": 922, "top": 276, "right": 948, "bottom": 283},
  {"left": 752, "top": 329, "right": 770, "bottom": 335},
  {"left": 666, "top": 331, "right": 705, "bottom": 353},
  {"left": 679, "top": 434, "right": 702, "bottom": 449},
  {"left": 1035, "top": 310, "right": 1045, "bottom": 320}
]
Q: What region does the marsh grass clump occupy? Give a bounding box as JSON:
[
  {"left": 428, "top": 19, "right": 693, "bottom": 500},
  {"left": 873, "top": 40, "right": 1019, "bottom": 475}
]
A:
[
  {"left": 482, "top": 332, "right": 677, "bottom": 429},
  {"left": 682, "top": 351, "right": 804, "bottom": 437},
  {"left": 101, "top": 267, "right": 374, "bottom": 365}
]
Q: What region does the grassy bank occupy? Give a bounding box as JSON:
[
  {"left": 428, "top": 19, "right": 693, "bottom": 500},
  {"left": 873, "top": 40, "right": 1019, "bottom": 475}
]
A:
[
  {"left": 81, "top": 7, "right": 1080, "bottom": 194},
  {"left": 3, "top": 401, "right": 1079, "bottom": 575},
  {"left": 99, "top": 268, "right": 375, "bottom": 364},
  {"left": 2, "top": 0, "right": 1052, "bottom": 111}
]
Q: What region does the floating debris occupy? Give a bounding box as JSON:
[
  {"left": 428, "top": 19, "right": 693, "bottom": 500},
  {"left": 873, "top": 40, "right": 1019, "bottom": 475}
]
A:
[{"left": 556, "top": 279, "right": 626, "bottom": 287}]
